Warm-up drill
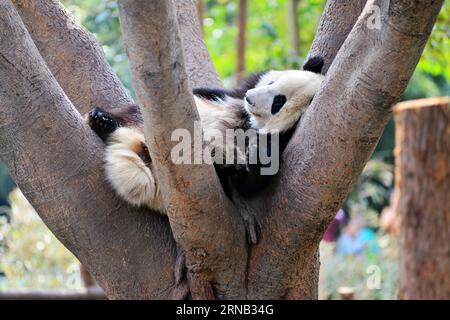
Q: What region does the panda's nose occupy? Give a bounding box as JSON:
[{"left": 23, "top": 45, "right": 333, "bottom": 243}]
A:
[{"left": 245, "top": 95, "right": 254, "bottom": 106}]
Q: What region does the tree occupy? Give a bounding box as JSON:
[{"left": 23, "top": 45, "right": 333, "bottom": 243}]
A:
[
  {"left": 236, "top": 0, "right": 247, "bottom": 83},
  {"left": 287, "top": 0, "right": 301, "bottom": 58},
  {"left": 395, "top": 97, "right": 450, "bottom": 299},
  {"left": 0, "top": 0, "right": 444, "bottom": 299}
]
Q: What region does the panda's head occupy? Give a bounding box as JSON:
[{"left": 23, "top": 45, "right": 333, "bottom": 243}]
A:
[{"left": 244, "top": 56, "right": 324, "bottom": 132}]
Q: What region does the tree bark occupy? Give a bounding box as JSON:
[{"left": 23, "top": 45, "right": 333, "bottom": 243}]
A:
[
  {"left": 394, "top": 97, "right": 450, "bottom": 300},
  {"left": 307, "top": 0, "right": 367, "bottom": 73},
  {"left": 2, "top": 0, "right": 219, "bottom": 300},
  {"left": 247, "top": 0, "right": 444, "bottom": 299},
  {"left": 175, "top": 0, "right": 222, "bottom": 88},
  {"left": 11, "top": 0, "right": 133, "bottom": 114},
  {"left": 117, "top": 0, "right": 246, "bottom": 299},
  {"left": 0, "top": 0, "right": 445, "bottom": 299},
  {"left": 0, "top": 0, "right": 179, "bottom": 300},
  {"left": 12, "top": 0, "right": 220, "bottom": 114}
]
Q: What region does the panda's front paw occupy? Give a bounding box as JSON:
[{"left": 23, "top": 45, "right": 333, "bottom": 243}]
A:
[{"left": 87, "top": 108, "right": 119, "bottom": 141}]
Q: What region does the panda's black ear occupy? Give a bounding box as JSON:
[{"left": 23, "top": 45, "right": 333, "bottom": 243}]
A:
[{"left": 302, "top": 56, "right": 324, "bottom": 74}]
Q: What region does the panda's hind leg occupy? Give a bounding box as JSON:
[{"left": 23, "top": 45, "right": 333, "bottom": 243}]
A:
[
  {"left": 104, "top": 127, "right": 163, "bottom": 212},
  {"left": 87, "top": 107, "right": 119, "bottom": 141}
]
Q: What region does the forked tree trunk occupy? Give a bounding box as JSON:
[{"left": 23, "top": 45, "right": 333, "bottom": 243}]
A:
[
  {"left": 0, "top": 0, "right": 445, "bottom": 299},
  {"left": 394, "top": 97, "right": 450, "bottom": 300}
]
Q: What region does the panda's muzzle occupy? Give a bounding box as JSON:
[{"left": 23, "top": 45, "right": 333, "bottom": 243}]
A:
[{"left": 245, "top": 95, "right": 255, "bottom": 106}]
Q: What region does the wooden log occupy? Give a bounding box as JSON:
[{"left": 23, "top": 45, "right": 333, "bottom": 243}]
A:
[
  {"left": 0, "top": 288, "right": 106, "bottom": 300},
  {"left": 394, "top": 97, "right": 450, "bottom": 300}
]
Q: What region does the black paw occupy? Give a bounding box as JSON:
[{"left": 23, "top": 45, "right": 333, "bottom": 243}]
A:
[{"left": 87, "top": 108, "right": 119, "bottom": 141}]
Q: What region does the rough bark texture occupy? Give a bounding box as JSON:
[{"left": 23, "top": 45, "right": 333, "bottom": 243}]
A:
[
  {"left": 247, "top": 0, "right": 444, "bottom": 299},
  {"left": 0, "top": 0, "right": 178, "bottom": 299},
  {"left": 175, "top": 0, "right": 222, "bottom": 88},
  {"left": 117, "top": 0, "right": 246, "bottom": 299},
  {"left": 11, "top": 0, "right": 133, "bottom": 114},
  {"left": 12, "top": 0, "right": 220, "bottom": 114},
  {"left": 394, "top": 97, "right": 450, "bottom": 300},
  {"left": 0, "top": 0, "right": 444, "bottom": 299},
  {"left": 307, "top": 0, "right": 367, "bottom": 73}
]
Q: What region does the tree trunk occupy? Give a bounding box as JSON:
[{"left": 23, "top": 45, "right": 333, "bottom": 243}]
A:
[
  {"left": 394, "top": 97, "right": 450, "bottom": 300},
  {"left": 306, "top": 0, "right": 366, "bottom": 73},
  {"left": 0, "top": 0, "right": 445, "bottom": 299},
  {"left": 236, "top": 0, "right": 247, "bottom": 83}
]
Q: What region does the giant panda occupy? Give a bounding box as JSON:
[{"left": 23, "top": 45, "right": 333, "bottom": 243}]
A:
[{"left": 85, "top": 56, "right": 324, "bottom": 212}]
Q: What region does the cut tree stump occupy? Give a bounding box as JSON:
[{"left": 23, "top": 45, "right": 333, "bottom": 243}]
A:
[{"left": 394, "top": 97, "right": 450, "bottom": 300}]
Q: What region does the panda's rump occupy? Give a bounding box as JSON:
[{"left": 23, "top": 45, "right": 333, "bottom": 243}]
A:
[{"left": 104, "top": 127, "right": 163, "bottom": 212}]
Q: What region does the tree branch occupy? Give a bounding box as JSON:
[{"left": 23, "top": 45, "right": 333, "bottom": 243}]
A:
[
  {"left": 248, "top": 0, "right": 445, "bottom": 299},
  {"left": 11, "top": 0, "right": 220, "bottom": 115},
  {"left": 0, "top": 0, "right": 177, "bottom": 299},
  {"left": 11, "top": 0, "right": 133, "bottom": 114},
  {"left": 307, "top": 0, "right": 367, "bottom": 73},
  {"left": 175, "top": 0, "right": 222, "bottom": 88},
  {"left": 117, "top": 0, "right": 247, "bottom": 299}
]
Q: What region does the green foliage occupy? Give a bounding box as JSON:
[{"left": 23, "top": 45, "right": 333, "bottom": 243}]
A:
[
  {"left": 403, "top": 70, "right": 449, "bottom": 100},
  {"left": 204, "top": 0, "right": 325, "bottom": 85},
  {"left": 61, "top": 0, "right": 449, "bottom": 91},
  {"left": 417, "top": 1, "right": 450, "bottom": 80}
]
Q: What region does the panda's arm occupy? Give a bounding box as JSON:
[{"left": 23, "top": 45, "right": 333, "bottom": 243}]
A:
[{"left": 223, "top": 128, "right": 296, "bottom": 199}]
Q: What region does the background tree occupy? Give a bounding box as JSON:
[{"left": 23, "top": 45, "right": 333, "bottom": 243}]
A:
[
  {"left": 395, "top": 97, "right": 450, "bottom": 299},
  {"left": 0, "top": 0, "right": 445, "bottom": 299},
  {"left": 287, "top": 0, "right": 301, "bottom": 58},
  {"left": 236, "top": 0, "right": 247, "bottom": 83}
]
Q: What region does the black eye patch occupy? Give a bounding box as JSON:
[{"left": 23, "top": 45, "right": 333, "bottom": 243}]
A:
[{"left": 271, "top": 95, "right": 287, "bottom": 114}]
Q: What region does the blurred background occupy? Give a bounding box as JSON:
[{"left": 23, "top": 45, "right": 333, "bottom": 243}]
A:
[{"left": 0, "top": 0, "right": 449, "bottom": 299}]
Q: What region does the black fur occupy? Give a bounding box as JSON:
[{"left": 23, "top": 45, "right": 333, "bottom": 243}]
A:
[
  {"left": 193, "top": 71, "right": 268, "bottom": 103},
  {"left": 193, "top": 87, "right": 227, "bottom": 102},
  {"left": 226, "top": 127, "right": 296, "bottom": 198},
  {"left": 87, "top": 108, "right": 119, "bottom": 141},
  {"left": 227, "top": 71, "right": 268, "bottom": 99},
  {"left": 302, "top": 56, "right": 324, "bottom": 74}
]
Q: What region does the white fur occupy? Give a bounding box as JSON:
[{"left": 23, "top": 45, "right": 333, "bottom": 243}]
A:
[
  {"left": 195, "top": 96, "right": 247, "bottom": 165},
  {"left": 245, "top": 70, "right": 324, "bottom": 132},
  {"left": 104, "top": 127, "right": 164, "bottom": 212}
]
